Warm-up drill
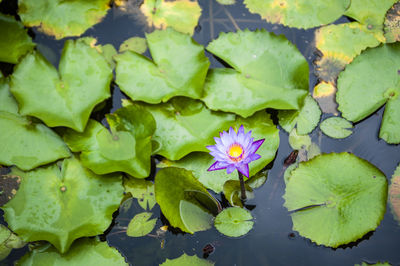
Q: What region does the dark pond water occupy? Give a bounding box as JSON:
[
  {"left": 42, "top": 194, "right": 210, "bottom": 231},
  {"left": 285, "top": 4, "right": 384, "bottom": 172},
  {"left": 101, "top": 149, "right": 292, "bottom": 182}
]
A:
[{"left": 1, "top": 0, "right": 400, "bottom": 265}]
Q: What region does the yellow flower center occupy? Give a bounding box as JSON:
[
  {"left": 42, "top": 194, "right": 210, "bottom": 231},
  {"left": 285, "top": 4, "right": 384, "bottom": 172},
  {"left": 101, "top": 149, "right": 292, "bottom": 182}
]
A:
[{"left": 228, "top": 144, "right": 243, "bottom": 161}]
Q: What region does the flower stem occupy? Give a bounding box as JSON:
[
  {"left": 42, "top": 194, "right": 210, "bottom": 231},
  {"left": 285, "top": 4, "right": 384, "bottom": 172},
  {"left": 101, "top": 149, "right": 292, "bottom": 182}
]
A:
[{"left": 238, "top": 171, "right": 247, "bottom": 201}]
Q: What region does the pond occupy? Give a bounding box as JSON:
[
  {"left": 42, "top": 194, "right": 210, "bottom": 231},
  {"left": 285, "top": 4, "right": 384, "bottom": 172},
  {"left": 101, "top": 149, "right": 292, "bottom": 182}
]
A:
[{"left": 1, "top": 0, "right": 400, "bottom": 265}]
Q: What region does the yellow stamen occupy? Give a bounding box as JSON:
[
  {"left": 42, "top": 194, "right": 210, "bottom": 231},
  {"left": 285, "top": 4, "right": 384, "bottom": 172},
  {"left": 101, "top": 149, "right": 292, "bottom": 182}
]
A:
[{"left": 228, "top": 144, "right": 243, "bottom": 159}]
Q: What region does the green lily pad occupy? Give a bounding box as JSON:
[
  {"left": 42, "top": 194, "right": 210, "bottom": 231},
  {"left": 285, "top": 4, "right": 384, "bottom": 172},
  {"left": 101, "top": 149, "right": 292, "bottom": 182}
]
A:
[
  {"left": 0, "top": 224, "right": 25, "bottom": 261},
  {"left": 244, "top": 0, "right": 350, "bottom": 29},
  {"left": 140, "top": 0, "right": 202, "bottom": 35},
  {"left": 119, "top": 37, "right": 147, "bottom": 54},
  {"left": 154, "top": 167, "right": 219, "bottom": 233},
  {"left": 214, "top": 207, "right": 254, "bottom": 237},
  {"left": 124, "top": 178, "right": 156, "bottom": 210},
  {"left": 355, "top": 262, "right": 391, "bottom": 266},
  {"left": 344, "top": 0, "right": 397, "bottom": 27},
  {"left": 179, "top": 200, "right": 214, "bottom": 233},
  {"left": 203, "top": 29, "right": 308, "bottom": 117},
  {"left": 2, "top": 157, "right": 124, "bottom": 253},
  {"left": 320, "top": 117, "right": 353, "bottom": 139},
  {"left": 115, "top": 29, "right": 209, "bottom": 104},
  {"left": 123, "top": 98, "right": 235, "bottom": 160},
  {"left": 216, "top": 0, "right": 235, "bottom": 5},
  {"left": 63, "top": 105, "right": 155, "bottom": 178},
  {"left": 223, "top": 180, "right": 254, "bottom": 207},
  {"left": 160, "top": 253, "right": 214, "bottom": 266},
  {"left": 389, "top": 163, "right": 400, "bottom": 224},
  {"left": 127, "top": 212, "right": 157, "bottom": 237},
  {"left": 278, "top": 95, "right": 321, "bottom": 135},
  {"left": 283, "top": 153, "right": 387, "bottom": 247},
  {"left": 384, "top": 2, "right": 400, "bottom": 43},
  {"left": 336, "top": 43, "right": 400, "bottom": 144},
  {"left": 17, "top": 238, "right": 127, "bottom": 265},
  {"left": 11, "top": 38, "right": 113, "bottom": 132},
  {"left": 0, "top": 14, "right": 35, "bottom": 64},
  {"left": 288, "top": 129, "right": 311, "bottom": 150},
  {"left": 18, "top": 0, "right": 111, "bottom": 40},
  {"left": 0, "top": 77, "right": 19, "bottom": 115}
]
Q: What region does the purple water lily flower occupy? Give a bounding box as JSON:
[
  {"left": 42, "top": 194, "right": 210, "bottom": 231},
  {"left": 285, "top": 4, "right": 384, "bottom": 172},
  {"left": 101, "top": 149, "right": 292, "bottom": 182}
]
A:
[{"left": 206, "top": 125, "right": 264, "bottom": 177}]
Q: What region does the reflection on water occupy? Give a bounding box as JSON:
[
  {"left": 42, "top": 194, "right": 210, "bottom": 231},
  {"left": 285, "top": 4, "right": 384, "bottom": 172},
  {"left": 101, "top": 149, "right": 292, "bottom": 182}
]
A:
[{"left": 1, "top": 0, "right": 400, "bottom": 265}]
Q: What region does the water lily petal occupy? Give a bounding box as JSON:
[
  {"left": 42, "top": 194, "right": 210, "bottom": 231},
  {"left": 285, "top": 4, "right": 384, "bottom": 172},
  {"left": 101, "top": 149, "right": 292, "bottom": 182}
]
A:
[
  {"left": 248, "top": 139, "right": 265, "bottom": 155},
  {"left": 226, "top": 164, "right": 236, "bottom": 174},
  {"left": 208, "top": 161, "right": 229, "bottom": 171},
  {"left": 236, "top": 163, "right": 249, "bottom": 177}
]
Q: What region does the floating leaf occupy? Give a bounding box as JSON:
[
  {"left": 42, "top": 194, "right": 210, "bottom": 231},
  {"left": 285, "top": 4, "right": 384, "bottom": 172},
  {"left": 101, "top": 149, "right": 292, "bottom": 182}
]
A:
[
  {"left": 288, "top": 129, "right": 311, "bottom": 150},
  {"left": 223, "top": 180, "right": 254, "bottom": 207},
  {"left": 355, "top": 262, "right": 391, "bottom": 266},
  {"left": 0, "top": 14, "right": 35, "bottom": 64},
  {"left": 320, "top": 117, "right": 353, "bottom": 139},
  {"left": 179, "top": 200, "right": 214, "bottom": 233},
  {"left": 154, "top": 167, "right": 219, "bottom": 233},
  {"left": 127, "top": 212, "right": 157, "bottom": 237},
  {"left": 140, "top": 0, "right": 201, "bottom": 35},
  {"left": 244, "top": 0, "right": 350, "bottom": 29},
  {"left": 63, "top": 105, "right": 155, "bottom": 177},
  {"left": 0, "top": 77, "right": 18, "bottom": 114},
  {"left": 389, "top": 163, "right": 400, "bottom": 224},
  {"left": 100, "top": 43, "right": 117, "bottom": 69},
  {"left": 2, "top": 157, "right": 124, "bottom": 253},
  {"left": 214, "top": 207, "right": 254, "bottom": 237},
  {"left": 124, "top": 178, "right": 156, "bottom": 210},
  {"left": 216, "top": 0, "right": 235, "bottom": 5},
  {"left": 344, "top": 0, "right": 397, "bottom": 27},
  {"left": 384, "top": 2, "right": 400, "bottom": 43},
  {"left": 123, "top": 98, "right": 235, "bottom": 160},
  {"left": 336, "top": 44, "right": 400, "bottom": 144},
  {"left": 160, "top": 253, "right": 214, "bottom": 266},
  {"left": 115, "top": 29, "right": 209, "bottom": 104},
  {"left": 284, "top": 153, "right": 387, "bottom": 247},
  {"left": 0, "top": 174, "right": 21, "bottom": 206},
  {"left": 11, "top": 38, "right": 113, "bottom": 132},
  {"left": 278, "top": 95, "right": 321, "bottom": 135},
  {"left": 119, "top": 37, "right": 147, "bottom": 54},
  {"left": 18, "top": 0, "right": 111, "bottom": 39},
  {"left": 18, "top": 238, "right": 127, "bottom": 265},
  {"left": 0, "top": 224, "right": 25, "bottom": 261},
  {"left": 203, "top": 29, "right": 308, "bottom": 117}
]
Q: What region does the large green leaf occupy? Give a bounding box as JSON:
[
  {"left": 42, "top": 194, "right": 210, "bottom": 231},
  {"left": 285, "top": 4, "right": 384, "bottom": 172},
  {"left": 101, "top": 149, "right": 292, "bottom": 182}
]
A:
[
  {"left": 123, "top": 98, "right": 235, "bottom": 160},
  {"left": 284, "top": 153, "right": 387, "bottom": 247},
  {"left": 344, "top": 0, "right": 397, "bottom": 27},
  {"left": 11, "top": 38, "right": 113, "bottom": 132},
  {"left": 336, "top": 44, "right": 400, "bottom": 144},
  {"left": 0, "top": 14, "right": 35, "bottom": 64},
  {"left": 17, "top": 238, "right": 127, "bottom": 265},
  {"left": 203, "top": 29, "right": 308, "bottom": 117},
  {"left": 0, "top": 77, "right": 18, "bottom": 115},
  {"left": 160, "top": 253, "right": 214, "bottom": 266},
  {"left": 158, "top": 110, "right": 279, "bottom": 192},
  {"left": 2, "top": 157, "right": 124, "bottom": 253},
  {"left": 63, "top": 105, "right": 155, "bottom": 178},
  {"left": 115, "top": 29, "right": 209, "bottom": 104},
  {"left": 140, "top": 0, "right": 202, "bottom": 35},
  {"left": 244, "top": 0, "right": 350, "bottom": 29},
  {"left": 389, "top": 163, "right": 400, "bottom": 224},
  {"left": 18, "top": 0, "right": 111, "bottom": 40},
  {"left": 154, "top": 167, "right": 219, "bottom": 233}
]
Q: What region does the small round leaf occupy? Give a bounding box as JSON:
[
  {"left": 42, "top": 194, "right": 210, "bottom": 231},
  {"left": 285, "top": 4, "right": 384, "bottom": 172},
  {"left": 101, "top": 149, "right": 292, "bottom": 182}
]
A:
[{"left": 214, "top": 207, "right": 254, "bottom": 237}]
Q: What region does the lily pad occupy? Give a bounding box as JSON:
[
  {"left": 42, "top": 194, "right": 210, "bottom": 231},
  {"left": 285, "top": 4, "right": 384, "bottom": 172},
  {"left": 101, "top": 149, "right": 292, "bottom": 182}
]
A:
[
  {"left": 127, "top": 212, "right": 157, "bottom": 237},
  {"left": 216, "top": 0, "right": 236, "bottom": 5},
  {"left": 179, "top": 200, "right": 214, "bottom": 233},
  {"left": 288, "top": 129, "right": 311, "bottom": 150},
  {"left": 154, "top": 167, "right": 219, "bottom": 233},
  {"left": 119, "top": 37, "right": 147, "bottom": 54},
  {"left": 0, "top": 77, "right": 19, "bottom": 114},
  {"left": 115, "top": 29, "right": 209, "bottom": 104},
  {"left": 0, "top": 14, "right": 35, "bottom": 64},
  {"left": 214, "top": 207, "right": 254, "bottom": 237},
  {"left": 17, "top": 238, "right": 128, "bottom": 265},
  {"left": 123, "top": 98, "right": 235, "bottom": 160},
  {"left": 160, "top": 253, "right": 214, "bottom": 266},
  {"left": 63, "top": 105, "right": 155, "bottom": 178},
  {"left": 284, "top": 153, "right": 387, "bottom": 247},
  {"left": 11, "top": 38, "right": 113, "bottom": 132},
  {"left": 278, "top": 95, "right": 321, "bottom": 135},
  {"left": 124, "top": 178, "right": 156, "bottom": 210},
  {"left": 2, "top": 157, "right": 124, "bottom": 253},
  {"left": 320, "top": 117, "right": 353, "bottom": 139},
  {"left": 18, "top": 0, "right": 111, "bottom": 40},
  {"left": 203, "top": 29, "right": 308, "bottom": 117},
  {"left": 140, "top": 0, "right": 202, "bottom": 35},
  {"left": 389, "top": 163, "right": 400, "bottom": 224},
  {"left": 244, "top": 0, "right": 350, "bottom": 29},
  {"left": 0, "top": 224, "right": 25, "bottom": 261},
  {"left": 344, "top": 0, "right": 397, "bottom": 27},
  {"left": 336, "top": 43, "right": 400, "bottom": 144},
  {"left": 384, "top": 2, "right": 400, "bottom": 43}
]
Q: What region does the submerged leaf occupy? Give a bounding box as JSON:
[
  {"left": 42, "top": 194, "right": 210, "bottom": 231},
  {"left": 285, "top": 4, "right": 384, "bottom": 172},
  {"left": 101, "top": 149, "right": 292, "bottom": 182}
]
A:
[
  {"left": 140, "top": 0, "right": 201, "bottom": 35},
  {"left": 11, "top": 38, "right": 113, "bottom": 132},
  {"left": 2, "top": 157, "right": 124, "bottom": 253},
  {"left": 119, "top": 37, "right": 147, "bottom": 54},
  {"left": 0, "top": 224, "right": 25, "bottom": 261},
  {"left": 203, "top": 29, "right": 308, "bottom": 117},
  {"left": 214, "top": 207, "right": 254, "bottom": 237},
  {"left": 127, "top": 212, "right": 157, "bottom": 237},
  {"left": 223, "top": 180, "right": 254, "bottom": 207},
  {"left": 244, "top": 0, "right": 350, "bottom": 29},
  {"left": 389, "top": 163, "right": 400, "bottom": 224},
  {"left": 288, "top": 129, "right": 311, "bottom": 150},
  {"left": 115, "top": 29, "right": 209, "bottom": 104},
  {"left": 336, "top": 44, "right": 400, "bottom": 144},
  {"left": 320, "top": 116, "right": 353, "bottom": 139},
  {"left": 0, "top": 14, "right": 35, "bottom": 64},
  {"left": 384, "top": 2, "right": 400, "bottom": 43},
  {"left": 18, "top": 0, "right": 111, "bottom": 39},
  {"left": 124, "top": 178, "right": 156, "bottom": 210},
  {"left": 0, "top": 174, "right": 21, "bottom": 206},
  {"left": 284, "top": 153, "right": 387, "bottom": 247},
  {"left": 17, "top": 238, "right": 127, "bottom": 265},
  {"left": 312, "top": 82, "right": 338, "bottom": 114},
  {"left": 160, "top": 253, "right": 214, "bottom": 266}
]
